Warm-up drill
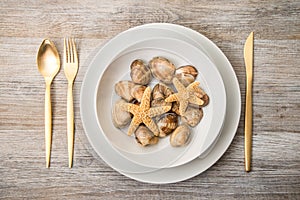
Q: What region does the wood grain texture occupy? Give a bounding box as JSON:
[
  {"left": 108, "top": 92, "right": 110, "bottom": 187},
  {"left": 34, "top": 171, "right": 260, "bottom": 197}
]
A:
[{"left": 0, "top": 0, "right": 299, "bottom": 199}]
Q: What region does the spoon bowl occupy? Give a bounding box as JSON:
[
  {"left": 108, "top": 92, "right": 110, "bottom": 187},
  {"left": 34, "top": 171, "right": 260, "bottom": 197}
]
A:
[
  {"left": 37, "top": 39, "right": 60, "bottom": 81},
  {"left": 37, "top": 39, "right": 60, "bottom": 167}
]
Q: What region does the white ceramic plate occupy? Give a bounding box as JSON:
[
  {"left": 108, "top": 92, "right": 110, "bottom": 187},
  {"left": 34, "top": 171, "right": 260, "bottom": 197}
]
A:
[
  {"left": 96, "top": 37, "right": 226, "bottom": 168},
  {"left": 80, "top": 23, "right": 241, "bottom": 183}
]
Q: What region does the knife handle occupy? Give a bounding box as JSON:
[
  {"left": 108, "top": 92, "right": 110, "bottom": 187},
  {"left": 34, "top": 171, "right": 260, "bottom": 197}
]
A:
[{"left": 245, "top": 76, "right": 252, "bottom": 172}]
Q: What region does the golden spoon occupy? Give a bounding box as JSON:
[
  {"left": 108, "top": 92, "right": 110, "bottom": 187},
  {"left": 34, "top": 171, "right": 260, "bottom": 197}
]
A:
[{"left": 37, "top": 39, "right": 60, "bottom": 168}]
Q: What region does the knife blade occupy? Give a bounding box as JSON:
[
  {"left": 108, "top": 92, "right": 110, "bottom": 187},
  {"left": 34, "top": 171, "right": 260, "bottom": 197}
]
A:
[{"left": 244, "top": 32, "right": 254, "bottom": 172}]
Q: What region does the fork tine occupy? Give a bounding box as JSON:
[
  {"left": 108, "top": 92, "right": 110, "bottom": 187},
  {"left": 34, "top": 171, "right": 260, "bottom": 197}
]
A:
[
  {"left": 68, "top": 38, "right": 73, "bottom": 63},
  {"left": 71, "top": 38, "right": 78, "bottom": 63},
  {"left": 64, "top": 38, "right": 77, "bottom": 64},
  {"left": 65, "top": 37, "right": 71, "bottom": 63},
  {"left": 64, "top": 38, "right": 67, "bottom": 63}
]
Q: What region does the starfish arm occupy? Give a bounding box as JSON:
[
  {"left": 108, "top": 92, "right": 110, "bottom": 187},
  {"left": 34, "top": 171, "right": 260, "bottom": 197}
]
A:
[
  {"left": 172, "top": 77, "right": 186, "bottom": 93},
  {"left": 187, "top": 81, "right": 200, "bottom": 90},
  {"left": 189, "top": 95, "right": 204, "bottom": 106},
  {"left": 119, "top": 102, "right": 139, "bottom": 115},
  {"left": 187, "top": 81, "right": 206, "bottom": 97},
  {"left": 195, "top": 87, "right": 206, "bottom": 98},
  {"left": 165, "top": 93, "right": 179, "bottom": 103},
  {"left": 140, "top": 86, "right": 151, "bottom": 109},
  {"left": 179, "top": 100, "right": 189, "bottom": 115},
  {"left": 148, "top": 105, "right": 171, "bottom": 117},
  {"left": 127, "top": 116, "right": 142, "bottom": 136},
  {"left": 126, "top": 104, "right": 140, "bottom": 115},
  {"left": 143, "top": 116, "right": 160, "bottom": 136}
]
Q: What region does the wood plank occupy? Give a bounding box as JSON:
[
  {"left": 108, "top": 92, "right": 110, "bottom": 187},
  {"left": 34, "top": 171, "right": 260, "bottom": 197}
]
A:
[{"left": 0, "top": 0, "right": 299, "bottom": 199}]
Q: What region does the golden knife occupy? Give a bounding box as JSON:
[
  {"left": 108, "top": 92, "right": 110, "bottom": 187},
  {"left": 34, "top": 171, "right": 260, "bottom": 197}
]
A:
[{"left": 244, "top": 32, "right": 254, "bottom": 172}]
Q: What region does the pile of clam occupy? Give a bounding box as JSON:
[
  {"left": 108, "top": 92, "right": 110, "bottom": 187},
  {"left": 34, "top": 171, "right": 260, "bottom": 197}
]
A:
[{"left": 112, "top": 56, "right": 209, "bottom": 147}]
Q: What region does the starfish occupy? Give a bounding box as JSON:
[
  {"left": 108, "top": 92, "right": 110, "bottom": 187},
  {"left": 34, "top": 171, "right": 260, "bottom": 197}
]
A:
[
  {"left": 120, "top": 86, "right": 171, "bottom": 136},
  {"left": 165, "top": 77, "right": 204, "bottom": 115}
]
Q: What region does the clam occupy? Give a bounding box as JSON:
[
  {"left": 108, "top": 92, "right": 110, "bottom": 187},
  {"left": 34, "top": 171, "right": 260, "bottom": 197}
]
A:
[
  {"left": 114, "top": 80, "right": 136, "bottom": 102},
  {"left": 191, "top": 87, "right": 209, "bottom": 107},
  {"left": 151, "top": 98, "right": 172, "bottom": 108},
  {"left": 130, "top": 59, "right": 152, "bottom": 85},
  {"left": 175, "top": 65, "right": 198, "bottom": 86},
  {"left": 130, "top": 85, "right": 146, "bottom": 102},
  {"left": 149, "top": 57, "right": 176, "bottom": 84},
  {"left": 156, "top": 113, "right": 178, "bottom": 137},
  {"left": 112, "top": 99, "right": 132, "bottom": 128},
  {"left": 201, "top": 94, "right": 210, "bottom": 107},
  {"left": 152, "top": 83, "right": 174, "bottom": 100},
  {"left": 170, "top": 124, "right": 191, "bottom": 147},
  {"left": 171, "top": 101, "right": 181, "bottom": 115},
  {"left": 193, "top": 87, "right": 209, "bottom": 107},
  {"left": 134, "top": 125, "right": 159, "bottom": 146},
  {"left": 181, "top": 106, "right": 204, "bottom": 127}
]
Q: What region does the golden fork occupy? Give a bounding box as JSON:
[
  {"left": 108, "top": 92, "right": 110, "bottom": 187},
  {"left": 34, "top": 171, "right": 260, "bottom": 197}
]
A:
[{"left": 63, "top": 38, "right": 78, "bottom": 168}]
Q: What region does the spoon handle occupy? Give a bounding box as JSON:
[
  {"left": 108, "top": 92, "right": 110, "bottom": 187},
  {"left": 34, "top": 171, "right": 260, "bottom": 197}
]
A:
[
  {"left": 67, "top": 82, "right": 74, "bottom": 168},
  {"left": 45, "top": 83, "right": 52, "bottom": 168}
]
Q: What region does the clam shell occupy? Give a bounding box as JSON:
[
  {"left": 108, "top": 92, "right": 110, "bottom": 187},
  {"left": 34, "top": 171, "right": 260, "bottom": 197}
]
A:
[
  {"left": 152, "top": 83, "right": 174, "bottom": 100},
  {"left": 175, "top": 65, "right": 198, "bottom": 87},
  {"left": 130, "top": 85, "right": 147, "bottom": 102},
  {"left": 201, "top": 94, "right": 210, "bottom": 107},
  {"left": 181, "top": 106, "right": 203, "bottom": 127},
  {"left": 130, "top": 59, "right": 152, "bottom": 85},
  {"left": 170, "top": 124, "right": 190, "bottom": 147},
  {"left": 156, "top": 113, "right": 178, "bottom": 137},
  {"left": 151, "top": 98, "right": 172, "bottom": 108},
  {"left": 149, "top": 57, "right": 176, "bottom": 84},
  {"left": 134, "top": 125, "right": 159, "bottom": 146},
  {"left": 193, "top": 87, "right": 209, "bottom": 107},
  {"left": 112, "top": 99, "right": 132, "bottom": 128},
  {"left": 171, "top": 101, "right": 181, "bottom": 115},
  {"left": 114, "top": 80, "right": 136, "bottom": 102}
]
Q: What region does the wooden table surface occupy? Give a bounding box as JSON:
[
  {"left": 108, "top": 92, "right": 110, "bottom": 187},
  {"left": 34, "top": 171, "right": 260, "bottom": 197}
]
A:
[{"left": 1, "top": 0, "right": 299, "bottom": 199}]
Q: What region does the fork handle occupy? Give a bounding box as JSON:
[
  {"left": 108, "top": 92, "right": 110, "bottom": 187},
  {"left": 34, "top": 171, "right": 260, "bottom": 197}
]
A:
[
  {"left": 45, "top": 82, "right": 52, "bottom": 168},
  {"left": 67, "top": 82, "right": 74, "bottom": 168}
]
